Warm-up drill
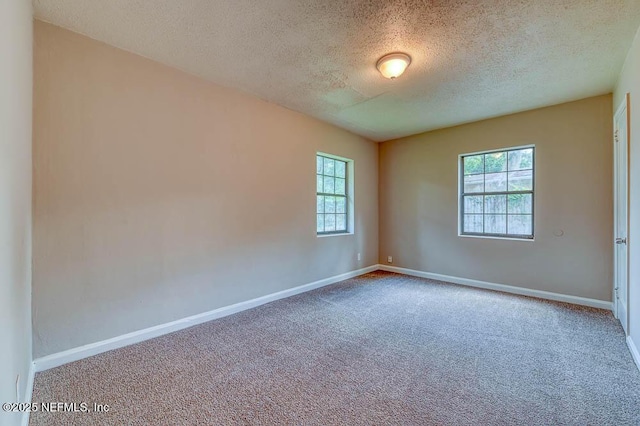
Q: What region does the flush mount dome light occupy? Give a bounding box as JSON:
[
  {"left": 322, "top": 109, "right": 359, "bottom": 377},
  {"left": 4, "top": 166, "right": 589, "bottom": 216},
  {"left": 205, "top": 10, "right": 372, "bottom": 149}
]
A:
[{"left": 376, "top": 52, "right": 411, "bottom": 79}]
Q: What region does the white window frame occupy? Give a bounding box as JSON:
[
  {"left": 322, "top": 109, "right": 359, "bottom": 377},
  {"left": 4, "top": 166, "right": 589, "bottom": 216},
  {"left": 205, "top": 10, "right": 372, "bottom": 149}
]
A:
[
  {"left": 458, "top": 145, "right": 535, "bottom": 241},
  {"left": 316, "top": 152, "right": 354, "bottom": 237}
]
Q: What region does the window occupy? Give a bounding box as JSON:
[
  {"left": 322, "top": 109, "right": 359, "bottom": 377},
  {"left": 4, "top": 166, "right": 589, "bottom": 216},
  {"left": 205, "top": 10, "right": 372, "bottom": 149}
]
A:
[
  {"left": 460, "top": 146, "right": 534, "bottom": 239},
  {"left": 317, "top": 153, "right": 351, "bottom": 235}
]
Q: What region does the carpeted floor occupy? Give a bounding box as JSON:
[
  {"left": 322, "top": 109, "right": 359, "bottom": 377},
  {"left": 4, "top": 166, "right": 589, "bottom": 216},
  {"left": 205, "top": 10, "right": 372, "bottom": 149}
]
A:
[{"left": 31, "top": 271, "right": 640, "bottom": 425}]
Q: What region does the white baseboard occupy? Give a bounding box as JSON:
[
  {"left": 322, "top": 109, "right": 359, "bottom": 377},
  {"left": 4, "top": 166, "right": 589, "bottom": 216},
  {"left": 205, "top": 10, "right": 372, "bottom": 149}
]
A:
[
  {"left": 22, "top": 362, "right": 35, "bottom": 426},
  {"left": 30, "top": 263, "right": 617, "bottom": 373},
  {"left": 378, "top": 265, "right": 613, "bottom": 310},
  {"left": 33, "top": 265, "right": 378, "bottom": 372},
  {"left": 628, "top": 336, "right": 640, "bottom": 372}
]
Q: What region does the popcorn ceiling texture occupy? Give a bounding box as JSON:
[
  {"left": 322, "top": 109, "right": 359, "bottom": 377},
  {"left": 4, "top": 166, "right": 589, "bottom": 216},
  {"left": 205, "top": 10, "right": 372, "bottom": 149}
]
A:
[{"left": 33, "top": 0, "right": 640, "bottom": 140}]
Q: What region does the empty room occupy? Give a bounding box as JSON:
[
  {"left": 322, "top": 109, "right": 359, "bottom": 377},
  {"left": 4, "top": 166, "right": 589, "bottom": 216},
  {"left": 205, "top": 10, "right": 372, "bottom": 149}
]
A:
[{"left": 3, "top": 0, "right": 640, "bottom": 425}]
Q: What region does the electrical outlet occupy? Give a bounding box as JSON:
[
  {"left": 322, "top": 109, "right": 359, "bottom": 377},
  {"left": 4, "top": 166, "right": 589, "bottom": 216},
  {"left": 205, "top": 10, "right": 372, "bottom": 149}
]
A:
[
  {"left": 387, "top": 256, "right": 393, "bottom": 263},
  {"left": 357, "top": 253, "right": 361, "bottom": 261}
]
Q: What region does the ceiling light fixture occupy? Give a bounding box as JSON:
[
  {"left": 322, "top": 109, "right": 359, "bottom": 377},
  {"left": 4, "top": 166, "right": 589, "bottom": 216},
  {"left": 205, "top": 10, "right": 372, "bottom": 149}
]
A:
[{"left": 376, "top": 52, "right": 411, "bottom": 79}]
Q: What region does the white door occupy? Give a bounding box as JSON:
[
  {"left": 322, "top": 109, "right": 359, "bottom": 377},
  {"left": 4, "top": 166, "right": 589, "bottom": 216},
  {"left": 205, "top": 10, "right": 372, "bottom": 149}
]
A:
[{"left": 613, "top": 94, "right": 629, "bottom": 335}]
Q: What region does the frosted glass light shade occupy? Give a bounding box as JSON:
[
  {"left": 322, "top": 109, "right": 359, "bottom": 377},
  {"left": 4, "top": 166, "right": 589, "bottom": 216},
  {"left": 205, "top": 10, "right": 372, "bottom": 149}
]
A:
[{"left": 376, "top": 53, "right": 411, "bottom": 79}]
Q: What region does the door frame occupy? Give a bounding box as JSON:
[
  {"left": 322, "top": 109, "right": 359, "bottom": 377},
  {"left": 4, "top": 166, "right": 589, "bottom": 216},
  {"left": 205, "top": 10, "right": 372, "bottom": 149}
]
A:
[{"left": 613, "top": 93, "right": 630, "bottom": 333}]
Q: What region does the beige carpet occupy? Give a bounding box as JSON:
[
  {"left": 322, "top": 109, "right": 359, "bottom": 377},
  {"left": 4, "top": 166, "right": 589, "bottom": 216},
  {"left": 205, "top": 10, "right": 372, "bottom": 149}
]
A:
[{"left": 31, "top": 271, "right": 640, "bottom": 425}]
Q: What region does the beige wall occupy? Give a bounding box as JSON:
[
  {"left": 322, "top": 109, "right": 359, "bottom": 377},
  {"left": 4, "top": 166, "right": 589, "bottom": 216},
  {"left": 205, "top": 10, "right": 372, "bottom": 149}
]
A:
[
  {"left": 33, "top": 21, "right": 378, "bottom": 358},
  {"left": 614, "top": 24, "right": 640, "bottom": 350},
  {"left": 379, "top": 95, "right": 613, "bottom": 301},
  {"left": 0, "top": 1, "right": 32, "bottom": 425}
]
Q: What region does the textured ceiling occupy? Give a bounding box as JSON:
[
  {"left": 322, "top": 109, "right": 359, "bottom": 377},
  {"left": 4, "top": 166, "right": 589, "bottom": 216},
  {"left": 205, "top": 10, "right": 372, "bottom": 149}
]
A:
[{"left": 34, "top": 0, "right": 640, "bottom": 141}]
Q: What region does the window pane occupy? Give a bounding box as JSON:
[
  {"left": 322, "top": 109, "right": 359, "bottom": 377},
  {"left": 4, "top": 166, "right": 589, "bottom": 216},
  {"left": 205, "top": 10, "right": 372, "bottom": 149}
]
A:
[
  {"left": 508, "top": 214, "right": 532, "bottom": 235},
  {"left": 323, "top": 176, "right": 335, "bottom": 193},
  {"left": 464, "top": 155, "right": 484, "bottom": 175},
  {"left": 508, "top": 148, "right": 533, "bottom": 171},
  {"left": 460, "top": 147, "right": 534, "bottom": 239},
  {"left": 507, "top": 193, "right": 532, "bottom": 214},
  {"left": 317, "top": 156, "right": 351, "bottom": 235},
  {"left": 508, "top": 170, "right": 532, "bottom": 191},
  {"left": 485, "top": 214, "right": 506, "bottom": 234},
  {"left": 464, "top": 195, "right": 483, "bottom": 214},
  {"left": 484, "top": 195, "right": 506, "bottom": 214},
  {"left": 325, "top": 214, "right": 336, "bottom": 231},
  {"left": 464, "top": 174, "right": 484, "bottom": 193},
  {"left": 485, "top": 152, "right": 507, "bottom": 173},
  {"left": 323, "top": 158, "right": 335, "bottom": 176},
  {"left": 485, "top": 172, "right": 507, "bottom": 192},
  {"left": 325, "top": 196, "right": 336, "bottom": 213},
  {"left": 463, "top": 214, "right": 483, "bottom": 233},
  {"left": 317, "top": 214, "right": 325, "bottom": 233}
]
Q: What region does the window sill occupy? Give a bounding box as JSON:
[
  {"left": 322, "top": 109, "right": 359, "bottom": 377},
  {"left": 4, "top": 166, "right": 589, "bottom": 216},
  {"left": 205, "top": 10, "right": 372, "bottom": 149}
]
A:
[
  {"left": 317, "top": 232, "right": 354, "bottom": 238},
  {"left": 458, "top": 234, "right": 534, "bottom": 242}
]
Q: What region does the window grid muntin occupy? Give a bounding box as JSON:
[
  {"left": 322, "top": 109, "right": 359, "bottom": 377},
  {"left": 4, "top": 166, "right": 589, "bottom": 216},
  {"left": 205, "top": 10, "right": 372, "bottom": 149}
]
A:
[
  {"left": 460, "top": 147, "right": 534, "bottom": 239},
  {"left": 317, "top": 155, "right": 348, "bottom": 234}
]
